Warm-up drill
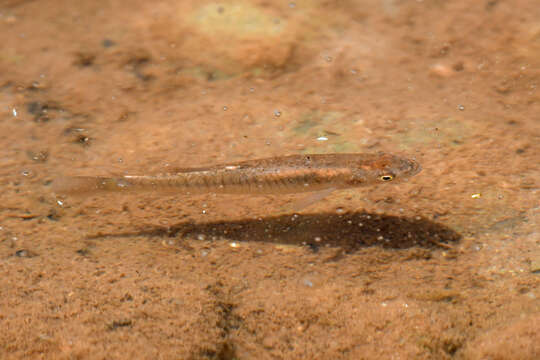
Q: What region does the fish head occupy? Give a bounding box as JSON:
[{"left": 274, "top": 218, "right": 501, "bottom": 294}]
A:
[{"left": 347, "top": 153, "right": 421, "bottom": 186}]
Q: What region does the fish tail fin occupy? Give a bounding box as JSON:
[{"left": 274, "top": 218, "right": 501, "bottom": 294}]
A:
[{"left": 52, "top": 176, "right": 130, "bottom": 196}]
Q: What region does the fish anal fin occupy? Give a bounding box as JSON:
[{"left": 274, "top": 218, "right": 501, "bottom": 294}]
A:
[{"left": 290, "top": 187, "right": 336, "bottom": 212}]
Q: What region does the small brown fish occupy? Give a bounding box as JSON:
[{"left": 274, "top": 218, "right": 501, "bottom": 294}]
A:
[{"left": 53, "top": 153, "right": 420, "bottom": 204}]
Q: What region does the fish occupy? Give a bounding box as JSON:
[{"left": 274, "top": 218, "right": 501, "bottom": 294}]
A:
[{"left": 53, "top": 153, "right": 421, "bottom": 209}]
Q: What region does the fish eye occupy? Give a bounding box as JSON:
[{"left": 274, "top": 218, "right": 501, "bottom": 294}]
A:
[{"left": 379, "top": 174, "right": 394, "bottom": 181}]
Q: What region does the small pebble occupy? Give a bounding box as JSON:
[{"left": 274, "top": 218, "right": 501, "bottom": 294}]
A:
[
  {"left": 530, "top": 257, "right": 540, "bottom": 273},
  {"left": 15, "top": 249, "right": 36, "bottom": 258},
  {"left": 429, "top": 63, "right": 454, "bottom": 78}
]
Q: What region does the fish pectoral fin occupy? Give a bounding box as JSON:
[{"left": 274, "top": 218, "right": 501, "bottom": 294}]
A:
[{"left": 290, "top": 187, "right": 336, "bottom": 212}]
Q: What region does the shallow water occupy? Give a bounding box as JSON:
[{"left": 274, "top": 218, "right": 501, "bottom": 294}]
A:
[{"left": 0, "top": 1, "right": 538, "bottom": 359}]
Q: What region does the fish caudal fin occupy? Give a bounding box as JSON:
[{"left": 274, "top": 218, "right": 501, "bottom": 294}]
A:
[{"left": 52, "top": 176, "right": 130, "bottom": 196}]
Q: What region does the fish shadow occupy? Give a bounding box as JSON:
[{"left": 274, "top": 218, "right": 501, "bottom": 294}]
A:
[{"left": 96, "top": 211, "right": 461, "bottom": 252}]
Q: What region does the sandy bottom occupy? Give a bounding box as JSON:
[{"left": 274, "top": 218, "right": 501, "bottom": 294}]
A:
[{"left": 0, "top": 0, "right": 538, "bottom": 359}]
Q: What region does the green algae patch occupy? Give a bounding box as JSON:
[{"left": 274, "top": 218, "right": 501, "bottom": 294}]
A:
[
  {"left": 0, "top": 49, "right": 25, "bottom": 65},
  {"left": 293, "top": 111, "right": 344, "bottom": 135},
  {"left": 192, "top": 3, "right": 286, "bottom": 38},
  {"left": 393, "top": 117, "right": 475, "bottom": 150},
  {"left": 175, "top": 66, "right": 232, "bottom": 81},
  {"left": 291, "top": 111, "right": 362, "bottom": 153},
  {"left": 182, "top": 2, "right": 293, "bottom": 74},
  {"left": 152, "top": 1, "right": 359, "bottom": 77}
]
